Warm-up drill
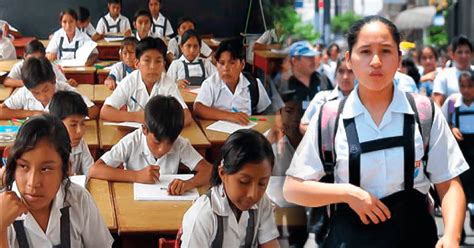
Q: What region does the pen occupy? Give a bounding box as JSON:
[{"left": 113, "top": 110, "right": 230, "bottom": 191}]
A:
[
  {"left": 231, "top": 107, "right": 238, "bottom": 113},
  {"left": 8, "top": 120, "right": 13, "bottom": 126},
  {"left": 12, "top": 118, "right": 25, "bottom": 124},
  {"left": 249, "top": 117, "right": 267, "bottom": 121},
  {"left": 160, "top": 187, "right": 168, "bottom": 190},
  {"left": 130, "top": 96, "right": 145, "bottom": 110}
]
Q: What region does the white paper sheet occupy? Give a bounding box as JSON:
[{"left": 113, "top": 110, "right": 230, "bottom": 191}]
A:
[
  {"left": 70, "top": 175, "right": 86, "bottom": 188},
  {"left": 206, "top": 120, "right": 256, "bottom": 134},
  {"left": 0, "top": 71, "right": 6, "bottom": 76},
  {"left": 186, "top": 87, "right": 201, "bottom": 95},
  {"left": 104, "top": 36, "right": 125, "bottom": 42},
  {"left": 103, "top": 121, "right": 141, "bottom": 129},
  {"left": 265, "top": 176, "right": 296, "bottom": 207},
  {"left": 133, "top": 174, "right": 199, "bottom": 201},
  {"left": 57, "top": 41, "right": 97, "bottom": 67}
]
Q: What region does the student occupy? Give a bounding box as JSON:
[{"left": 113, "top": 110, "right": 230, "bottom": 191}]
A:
[
  {"left": 104, "top": 36, "right": 138, "bottom": 90},
  {"left": 100, "top": 37, "right": 192, "bottom": 125},
  {"left": 0, "top": 57, "right": 98, "bottom": 120},
  {"left": 300, "top": 57, "right": 355, "bottom": 133},
  {"left": 194, "top": 38, "right": 271, "bottom": 125},
  {"left": 96, "top": 0, "right": 132, "bottom": 37},
  {"left": 181, "top": 129, "right": 280, "bottom": 247},
  {"left": 0, "top": 114, "right": 113, "bottom": 247},
  {"left": 166, "top": 17, "right": 212, "bottom": 61},
  {"left": 0, "top": 28, "right": 16, "bottom": 60},
  {"left": 148, "top": 0, "right": 174, "bottom": 39},
  {"left": 89, "top": 95, "right": 212, "bottom": 195},
  {"left": 49, "top": 91, "right": 94, "bottom": 176},
  {"left": 166, "top": 29, "right": 216, "bottom": 88},
  {"left": 399, "top": 58, "right": 420, "bottom": 87},
  {"left": 46, "top": 8, "right": 98, "bottom": 66},
  {"left": 4, "top": 39, "right": 77, "bottom": 88},
  {"left": 284, "top": 15, "right": 468, "bottom": 247},
  {"left": 77, "top": 6, "right": 101, "bottom": 41},
  {"left": 325, "top": 43, "right": 340, "bottom": 70},
  {"left": 417, "top": 45, "right": 442, "bottom": 97},
  {"left": 132, "top": 9, "right": 153, "bottom": 41},
  {"left": 433, "top": 35, "right": 474, "bottom": 106}
]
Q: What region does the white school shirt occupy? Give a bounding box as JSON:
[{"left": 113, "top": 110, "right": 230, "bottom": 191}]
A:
[
  {"left": 433, "top": 66, "right": 474, "bottom": 97},
  {"left": 100, "top": 129, "right": 202, "bottom": 172},
  {"left": 167, "top": 36, "right": 213, "bottom": 59},
  {"left": 195, "top": 72, "right": 271, "bottom": 115},
  {"left": 46, "top": 28, "right": 98, "bottom": 60},
  {"left": 70, "top": 138, "right": 94, "bottom": 176},
  {"left": 255, "top": 29, "right": 279, "bottom": 45},
  {"left": 166, "top": 55, "right": 216, "bottom": 83},
  {"left": 286, "top": 86, "right": 469, "bottom": 199},
  {"left": 151, "top": 13, "right": 174, "bottom": 38},
  {"left": 300, "top": 87, "right": 344, "bottom": 125},
  {"left": 181, "top": 185, "right": 279, "bottom": 248},
  {"left": 96, "top": 13, "right": 131, "bottom": 35},
  {"left": 0, "top": 36, "right": 16, "bottom": 60},
  {"left": 79, "top": 23, "right": 97, "bottom": 38},
  {"left": 108, "top": 61, "right": 134, "bottom": 82},
  {"left": 3, "top": 81, "right": 94, "bottom": 111},
  {"left": 7, "top": 59, "right": 68, "bottom": 83},
  {"left": 441, "top": 93, "right": 474, "bottom": 134},
  {"left": 8, "top": 182, "right": 113, "bottom": 248},
  {"left": 104, "top": 70, "right": 187, "bottom": 112}
]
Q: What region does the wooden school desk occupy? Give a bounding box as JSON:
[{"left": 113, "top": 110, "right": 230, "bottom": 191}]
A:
[
  {"left": 179, "top": 88, "right": 197, "bottom": 110},
  {"left": 0, "top": 85, "right": 13, "bottom": 103},
  {"left": 96, "top": 68, "right": 110, "bottom": 84},
  {"left": 96, "top": 39, "right": 121, "bottom": 60},
  {"left": 63, "top": 66, "right": 96, "bottom": 84},
  {"left": 93, "top": 84, "right": 113, "bottom": 105},
  {"left": 0, "top": 59, "right": 20, "bottom": 73},
  {"left": 87, "top": 179, "right": 117, "bottom": 232},
  {"left": 76, "top": 84, "right": 94, "bottom": 101},
  {"left": 253, "top": 50, "right": 286, "bottom": 76},
  {"left": 12, "top": 37, "right": 36, "bottom": 58}
]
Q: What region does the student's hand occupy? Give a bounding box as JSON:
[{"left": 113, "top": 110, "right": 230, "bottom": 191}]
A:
[
  {"left": 420, "top": 71, "right": 437, "bottom": 82},
  {"left": 452, "top": 128, "right": 464, "bottom": 141},
  {"left": 2, "top": 23, "right": 9, "bottom": 37},
  {"left": 67, "top": 79, "right": 78, "bottom": 87},
  {"left": 135, "top": 165, "right": 160, "bottom": 184},
  {"left": 177, "top": 79, "right": 190, "bottom": 89},
  {"left": 346, "top": 185, "right": 391, "bottom": 225},
  {"left": 436, "top": 235, "right": 460, "bottom": 248},
  {"left": 0, "top": 192, "right": 28, "bottom": 229},
  {"left": 124, "top": 30, "right": 132, "bottom": 37},
  {"left": 45, "top": 53, "right": 57, "bottom": 61},
  {"left": 168, "top": 179, "right": 190, "bottom": 195},
  {"left": 227, "top": 112, "right": 250, "bottom": 125},
  {"left": 104, "top": 78, "right": 117, "bottom": 90}
]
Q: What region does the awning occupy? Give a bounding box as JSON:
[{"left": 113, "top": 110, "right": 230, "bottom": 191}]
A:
[{"left": 394, "top": 6, "right": 437, "bottom": 30}]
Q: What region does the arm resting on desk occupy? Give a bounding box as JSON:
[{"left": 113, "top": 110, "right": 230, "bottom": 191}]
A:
[
  {"left": 3, "top": 77, "right": 24, "bottom": 88},
  {"left": 88, "top": 105, "right": 99, "bottom": 119},
  {"left": 0, "top": 104, "right": 43, "bottom": 119},
  {"left": 194, "top": 102, "right": 249, "bottom": 125},
  {"left": 100, "top": 104, "right": 144, "bottom": 123},
  {"left": 88, "top": 159, "right": 137, "bottom": 182}
]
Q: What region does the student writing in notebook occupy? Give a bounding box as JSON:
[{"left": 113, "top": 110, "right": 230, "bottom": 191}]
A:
[
  {"left": 104, "top": 37, "right": 138, "bottom": 90},
  {"left": 89, "top": 95, "right": 212, "bottom": 195}
]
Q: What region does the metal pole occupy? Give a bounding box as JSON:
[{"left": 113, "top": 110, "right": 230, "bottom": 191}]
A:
[{"left": 259, "top": 0, "right": 268, "bottom": 30}]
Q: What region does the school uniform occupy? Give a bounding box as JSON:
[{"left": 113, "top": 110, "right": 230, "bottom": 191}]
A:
[
  {"left": 7, "top": 181, "right": 113, "bottom": 248},
  {"left": 79, "top": 23, "right": 97, "bottom": 38},
  {"left": 433, "top": 66, "right": 474, "bottom": 97},
  {"left": 166, "top": 55, "right": 216, "bottom": 86},
  {"left": 181, "top": 184, "right": 279, "bottom": 247},
  {"left": 46, "top": 28, "right": 98, "bottom": 60},
  {"left": 70, "top": 138, "right": 94, "bottom": 176},
  {"left": 100, "top": 129, "right": 202, "bottom": 172},
  {"left": 0, "top": 36, "right": 16, "bottom": 60},
  {"left": 3, "top": 81, "right": 94, "bottom": 112},
  {"left": 287, "top": 71, "right": 333, "bottom": 112},
  {"left": 167, "top": 36, "right": 212, "bottom": 59},
  {"left": 255, "top": 29, "right": 278, "bottom": 45},
  {"left": 300, "top": 87, "right": 344, "bottom": 125},
  {"left": 195, "top": 72, "right": 271, "bottom": 115},
  {"left": 107, "top": 61, "right": 134, "bottom": 83},
  {"left": 150, "top": 13, "right": 174, "bottom": 38},
  {"left": 7, "top": 59, "right": 68, "bottom": 83},
  {"left": 133, "top": 30, "right": 153, "bottom": 41},
  {"left": 104, "top": 70, "right": 187, "bottom": 112},
  {"left": 286, "top": 86, "right": 469, "bottom": 247},
  {"left": 96, "top": 13, "right": 131, "bottom": 35}
]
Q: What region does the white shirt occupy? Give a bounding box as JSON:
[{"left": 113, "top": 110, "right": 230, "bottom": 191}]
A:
[
  {"left": 8, "top": 182, "right": 113, "bottom": 248},
  {"left": 301, "top": 87, "right": 344, "bottom": 125},
  {"left": 7, "top": 59, "right": 68, "bottom": 83},
  {"left": 181, "top": 185, "right": 279, "bottom": 248},
  {"left": 3, "top": 81, "right": 94, "bottom": 111},
  {"left": 167, "top": 36, "right": 213, "bottom": 59},
  {"left": 100, "top": 129, "right": 203, "bottom": 172},
  {"left": 394, "top": 71, "right": 418, "bottom": 93},
  {"left": 79, "top": 23, "right": 97, "bottom": 37},
  {"left": 286, "top": 86, "right": 469, "bottom": 199},
  {"left": 104, "top": 70, "right": 187, "bottom": 112},
  {"left": 441, "top": 93, "right": 474, "bottom": 134},
  {"left": 166, "top": 55, "right": 216, "bottom": 83},
  {"left": 255, "top": 29, "right": 279, "bottom": 45},
  {"left": 0, "top": 36, "right": 16, "bottom": 60},
  {"left": 108, "top": 61, "right": 134, "bottom": 83},
  {"left": 433, "top": 66, "right": 474, "bottom": 97},
  {"left": 46, "top": 28, "right": 98, "bottom": 60},
  {"left": 96, "top": 13, "right": 131, "bottom": 35},
  {"left": 195, "top": 72, "right": 271, "bottom": 115},
  {"left": 70, "top": 138, "right": 94, "bottom": 176},
  {"left": 151, "top": 13, "right": 174, "bottom": 38}
]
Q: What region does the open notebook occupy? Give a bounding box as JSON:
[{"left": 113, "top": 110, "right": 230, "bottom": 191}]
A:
[
  {"left": 134, "top": 174, "right": 200, "bottom": 201},
  {"left": 206, "top": 120, "right": 257, "bottom": 134},
  {"left": 57, "top": 41, "right": 97, "bottom": 67}
]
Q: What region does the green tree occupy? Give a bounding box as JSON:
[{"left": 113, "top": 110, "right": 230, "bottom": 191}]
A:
[
  {"left": 331, "top": 12, "right": 362, "bottom": 34},
  {"left": 272, "top": 5, "right": 320, "bottom": 44}
]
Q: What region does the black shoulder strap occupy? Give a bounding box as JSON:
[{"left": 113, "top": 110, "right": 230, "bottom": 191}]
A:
[
  {"left": 243, "top": 72, "right": 260, "bottom": 115},
  {"left": 244, "top": 209, "right": 256, "bottom": 248},
  {"left": 59, "top": 207, "right": 71, "bottom": 248},
  {"left": 13, "top": 220, "right": 30, "bottom": 248},
  {"left": 205, "top": 190, "right": 224, "bottom": 248}
]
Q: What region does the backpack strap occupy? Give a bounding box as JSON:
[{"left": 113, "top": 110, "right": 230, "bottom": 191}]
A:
[
  {"left": 205, "top": 190, "right": 224, "bottom": 248},
  {"left": 447, "top": 96, "right": 457, "bottom": 127},
  {"left": 244, "top": 209, "right": 256, "bottom": 248},
  {"left": 242, "top": 72, "right": 260, "bottom": 115}
]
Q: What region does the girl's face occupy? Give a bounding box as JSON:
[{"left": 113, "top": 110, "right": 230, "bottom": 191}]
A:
[
  {"left": 420, "top": 47, "right": 437, "bottom": 73},
  {"left": 121, "top": 45, "right": 137, "bottom": 68},
  {"left": 61, "top": 14, "right": 77, "bottom": 37},
  {"left": 346, "top": 21, "right": 400, "bottom": 92},
  {"left": 148, "top": 0, "right": 160, "bottom": 16},
  {"left": 459, "top": 76, "right": 474, "bottom": 103},
  {"left": 216, "top": 51, "right": 244, "bottom": 85},
  {"left": 15, "top": 138, "right": 64, "bottom": 212},
  {"left": 219, "top": 160, "right": 272, "bottom": 211},
  {"left": 178, "top": 21, "right": 195, "bottom": 36},
  {"left": 336, "top": 61, "right": 355, "bottom": 95},
  {"left": 180, "top": 36, "right": 200, "bottom": 61}
]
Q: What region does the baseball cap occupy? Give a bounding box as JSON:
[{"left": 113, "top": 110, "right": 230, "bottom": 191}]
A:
[{"left": 289, "top": 41, "right": 319, "bottom": 57}]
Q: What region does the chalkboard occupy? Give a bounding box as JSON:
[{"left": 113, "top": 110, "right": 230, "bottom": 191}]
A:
[{"left": 0, "top": 0, "right": 270, "bottom": 39}]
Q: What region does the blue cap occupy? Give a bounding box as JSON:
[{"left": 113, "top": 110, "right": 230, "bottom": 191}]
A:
[{"left": 289, "top": 41, "right": 319, "bottom": 57}]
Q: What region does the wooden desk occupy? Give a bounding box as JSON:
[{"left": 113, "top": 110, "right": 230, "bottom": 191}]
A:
[
  {"left": 84, "top": 120, "right": 99, "bottom": 158},
  {"left": 63, "top": 66, "right": 96, "bottom": 84},
  {"left": 76, "top": 84, "right": 94, "bottom": 101},
  {"left": 87, "top": 179, "right": 117, "bottom": 231},
  {"left": 0, "top": 59, "right": 20, "bottom": 72},
  {"left": 179, "top": 89, "right": 197, "bottom": 109},
  {"left": 12, "top": 37, "right": 36, "bottom": 58},
  {"left": 39, "top": 39, "right": 49, "bottom": 48},
  {"left": 93, "top": 84, "right": 112, "bottom": 104},
  {"left": 96, "top": 68, "right": 111, "bottom": 84},
  {"left": 96, "top": 40, "right": 121, "bottom": 60},
  {"left": 253, "top": 50, "right": 286, "bottom": 76},
  {"left": 0, "top": 85, "right": 13, "bottom": 102}
]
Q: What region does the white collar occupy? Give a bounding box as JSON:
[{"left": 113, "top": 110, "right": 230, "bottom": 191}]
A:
[
  {"left": 209, "top": 184, "right": 258, "bottom": 217},
  {"left": 70, "top": 139, "right": 84, "bottom": 156},
  {"left": 219, "top": 73, "right": 249, "bottom": 91},
  {"left": 178, "top": 55, "right": 200, "bottom": 63}
]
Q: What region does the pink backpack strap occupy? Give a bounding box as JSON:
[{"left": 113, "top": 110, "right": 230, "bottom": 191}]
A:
[{"left": 447, "top": 95, "right": 457, "bottom": 126}]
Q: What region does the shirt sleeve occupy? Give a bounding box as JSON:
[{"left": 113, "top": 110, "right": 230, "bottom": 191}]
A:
[
  {"left": 80, "top": 190, "right": 114, "bottom": 248},
  {"left": 257, "top": 195, "right": 280, "bottom": 244},
  {"left": 180, "top": 197, "right": 215, "bottom": 248},
  {"left": 165, "top": 61, "right": 179, "bottom": 83},
  {"left": 256, "top": 78, "right": 272, "bottom": 113},
  {"left": 104, "top": 80, "right": 130, "bottom": 109},
  {"left": 178, "top": 138, "right": 203, "bottom": 171},
  {"left": 80, "top": 141, "right": 94, "bottom": 176},
  {"left": 166, "top": 80, "right": 188, "bottom": 109},
  {"left": 200, "top": 42, "right": 212, "bottom": 58},
  {"left": 167, "top": 39, "right": 178, "bottom": 56},
  {"left": 46, "top": 32, "right": 60, "bottom": 54},
  {"left": 3, "top": 87, "right": 27, "bottom": 110},
  {"left": 165, "top": 19, "right": 174, "bottom": 36},
  {"left": 3, "top": 41, "right": 16, "bottom": 60},
  {"left": 7, "top": 61, "right": 22, "bottom": 80},
  {"left": 96, "top": 18, "right": 106, "bottom": 35},
  {"left": 123, "top": 18, "right": 131, "bottom": 32},
  {"left": 100, "top": 133, "right": 134, "bottom": 168},
  {"left": 204, "top": 60, "right": 217, "bottom": 78},
  {"left": 108, "top": 63, "right": 121, "bottom": 81},
  {"left": 301, "top": 91, "right": 329, "bottom": 125},
  {"left": 255, "top": 30, "right": 271, "bottom": 45},
  {"left": 194, "top": 79, "right": 214, "bottom": 107},
  {"left": 432, "top": 70, "right": 448, "bottom": 95}
]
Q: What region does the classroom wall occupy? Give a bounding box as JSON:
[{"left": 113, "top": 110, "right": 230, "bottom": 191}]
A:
[{"left": 0, "top": 0, "right": 268, "bottom": 39}]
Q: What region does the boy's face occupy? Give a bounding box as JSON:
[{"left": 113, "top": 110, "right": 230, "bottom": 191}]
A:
[
  {"left": 30, "top": 82, "right": 56, "bottom": 107},
  {"left": 143, "top": 126, "right": 173, "bottom": 159},
  {"left": 216, "top": 51, "right": 244, "bottom": 85},
  {"left": 134, "top": 16, "right": 151, "bottom": 36},
  {"left": 121, "top": 44, "right": 137, "bottom": 68},
  {"left": 453, "top": 44, "right": 472, "bottom": 70},
  {"left": 460, "top": 76, "right": 474, "bottom": 103},
  {"left": 178, "top": 21, "right": 195, "bottom": 36},
  {"left": 77, "top": 19, "right": 90, "bottom": 29},
  {"left": 108, "top": 3, "right": 121, "bottom": 18},
  {"left": 149, "top": 0, "right": 160, "bottom": 16},
  {"left": 136, "top": 49, "right": 165, "bottom": 84},
  {"left": 63, "top": 115, "right": 86, "bottom": 148}
]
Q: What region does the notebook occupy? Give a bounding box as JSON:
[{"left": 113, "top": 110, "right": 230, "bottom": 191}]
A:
[{"left": 133, "top": 174, "right": 199, "bottom": 201}]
